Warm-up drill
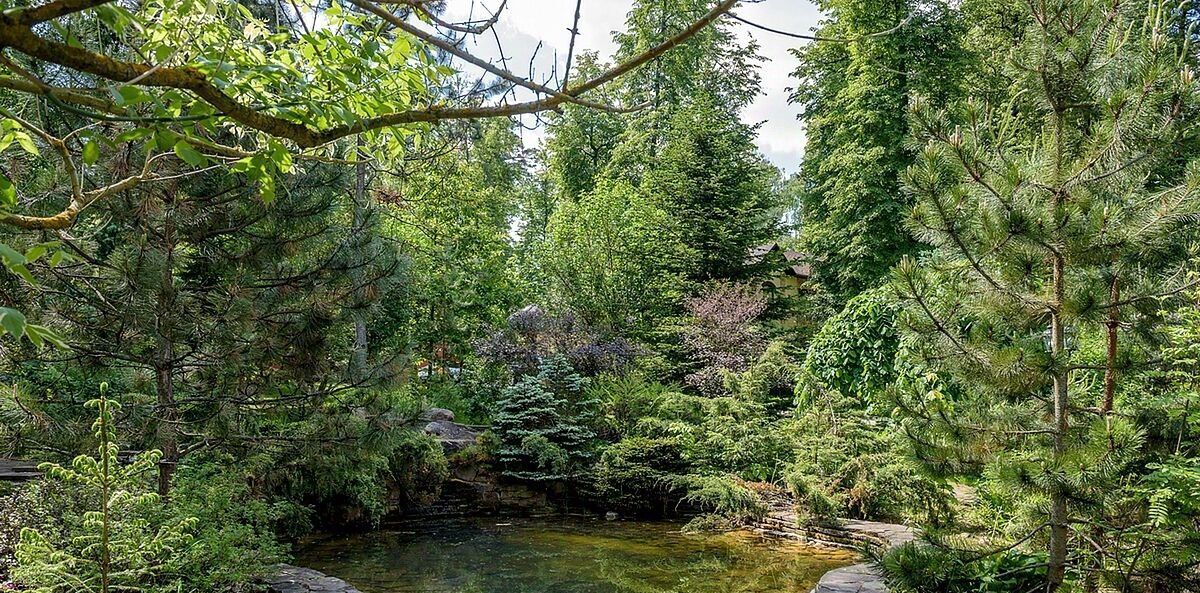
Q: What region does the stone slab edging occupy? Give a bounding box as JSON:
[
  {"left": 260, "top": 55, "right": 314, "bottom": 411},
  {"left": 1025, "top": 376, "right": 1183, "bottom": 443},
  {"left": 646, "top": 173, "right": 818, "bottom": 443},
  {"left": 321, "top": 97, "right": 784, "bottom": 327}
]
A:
[
  {"left": 747, "top": 507, "right": 917, "bottom": 593},
  {"left": 266, "top": 564, "right": 362, "bottom": 593}
]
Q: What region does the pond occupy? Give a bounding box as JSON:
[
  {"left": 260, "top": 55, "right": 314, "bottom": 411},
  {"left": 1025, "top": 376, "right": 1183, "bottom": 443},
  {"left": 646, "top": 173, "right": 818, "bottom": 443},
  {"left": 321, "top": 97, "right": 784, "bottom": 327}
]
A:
[{"left": 294, "top": 517, "right": 856, "bottom": 593}]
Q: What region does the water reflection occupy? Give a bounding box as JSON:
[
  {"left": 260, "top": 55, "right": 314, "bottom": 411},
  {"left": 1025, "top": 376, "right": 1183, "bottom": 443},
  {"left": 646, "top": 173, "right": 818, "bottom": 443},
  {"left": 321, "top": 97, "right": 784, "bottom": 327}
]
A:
[{"left": 295, "top": 517, "right": 855, "bottom": 593}]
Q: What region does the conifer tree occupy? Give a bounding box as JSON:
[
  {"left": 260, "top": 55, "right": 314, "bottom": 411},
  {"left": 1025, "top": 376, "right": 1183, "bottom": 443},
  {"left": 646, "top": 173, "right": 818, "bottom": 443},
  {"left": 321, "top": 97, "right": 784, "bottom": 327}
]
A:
[
  {"left": 14, "top": 386, "right": 196, "bottom": 593},
  {"left": 8, "top": 160, "right": 401, "bottom": 496},
  {"left": 893, "top": 0, "right": 1200, "bottom": 589},
  {"left": 493, "top": 355, "right": 598, "bottom": 482},
  {"left": 642, "top": 97, "right": 781, "bottom": 282}
]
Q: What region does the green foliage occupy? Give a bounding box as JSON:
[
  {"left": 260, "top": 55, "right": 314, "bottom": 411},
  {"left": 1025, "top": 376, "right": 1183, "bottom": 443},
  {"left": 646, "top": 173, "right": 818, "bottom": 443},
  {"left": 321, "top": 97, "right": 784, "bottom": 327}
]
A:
[
  {"left": 378, "top": 121, "right": 525, "bottom": 366},
  {"left": 613, "top": 0, "right": 762, "bottom": 127},
  {"left": 0, "top": 480, "right": 92, "bottom": 582},
  {"left": 151, "top": 458, "right": 293, "bottom": 591},
  {"left": 589, "top": 373, "right": 675, "bottom": 440},
  {"left": 786, "top": 388, "right": 953, "bottom": 525},
  {"left": 539, "top": 179, "right": 691, "bottom": 335},
  {"left": 674, "top": 475, "right": 766, "bottom": 527},
  {"left": 255, "top": 387, "right": 447, "bottom": 528},
  {"left": 590, "top": 436, "right": 688, "bottom": 515},
  {"left": 798, "top": 286, "right": 901, "bottom": 407},
  {"left": 633, "top": 388, "right": 788, "bottom": 484},
  {"left": 1139, "top": 456, "right": 1200, "bottom": 530},
  {"left": 791, "top": 0, "right": 967, "bottom": 299},
  {"left": 493, "top": 356, "right": 598, "bottom": 481},
  {"left": 878, "top": 541, "right": 1047, "bottom": 593},
  {"left": 641, "top": 97, "right": 781, "bottom": 282},
  {"left": 725, "top": 341, "right": 800, "bottom": 415},
  {"left": 891, "top": 0, "right": 1200, "bottom": 587},
  {"left": 14, "top": 391, "right": 196, "bottom": 593},
  {"left": 543, "top": 53, "right": 629, "bottom": 201}
]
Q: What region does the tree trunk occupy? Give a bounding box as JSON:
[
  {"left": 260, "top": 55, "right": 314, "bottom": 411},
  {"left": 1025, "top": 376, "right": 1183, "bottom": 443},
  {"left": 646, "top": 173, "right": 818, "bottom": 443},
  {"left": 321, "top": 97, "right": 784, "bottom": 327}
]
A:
[
  {"left": 350, "top": 138, "right": 370, "bottom": 381},
  {"left": 1047, "top": 252, "right": 1070, "bottom": 592},
  {"left": 155, "top": 198, "right": 179, "bottom": 498},
  {"left": 1103, "top": 273, "right": 1120, "bottom": 415}
]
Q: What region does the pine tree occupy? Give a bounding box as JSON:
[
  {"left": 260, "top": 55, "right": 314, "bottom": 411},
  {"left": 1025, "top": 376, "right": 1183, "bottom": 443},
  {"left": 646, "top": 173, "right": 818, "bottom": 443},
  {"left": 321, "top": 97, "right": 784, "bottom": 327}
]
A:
[
  {"left": 11, "top": 159, "right": 400, "bottom": 495},
  {"left": 893, "top": 0, "right": 1200, "bottom": 589}
]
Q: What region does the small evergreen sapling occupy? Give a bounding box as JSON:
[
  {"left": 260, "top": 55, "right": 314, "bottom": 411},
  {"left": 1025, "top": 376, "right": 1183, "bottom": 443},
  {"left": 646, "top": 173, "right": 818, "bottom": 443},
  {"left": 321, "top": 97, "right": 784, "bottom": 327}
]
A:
[
  {"left": 493, "top": 355, "right": 598, "bottom": 481},
  {"left": 14, "top": 386, "right": 196, "bottom": 593}
]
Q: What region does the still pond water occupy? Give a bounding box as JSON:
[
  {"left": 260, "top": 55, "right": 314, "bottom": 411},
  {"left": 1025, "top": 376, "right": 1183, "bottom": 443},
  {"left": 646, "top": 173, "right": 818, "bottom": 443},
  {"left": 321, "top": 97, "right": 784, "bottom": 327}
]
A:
[{"left": 295, "top": 517, "right": 855, "bottom": 593}]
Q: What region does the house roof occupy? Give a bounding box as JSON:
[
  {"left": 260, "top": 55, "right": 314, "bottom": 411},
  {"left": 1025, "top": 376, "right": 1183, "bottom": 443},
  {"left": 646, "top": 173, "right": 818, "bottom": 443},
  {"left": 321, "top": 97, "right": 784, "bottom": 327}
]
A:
[{"left": 747, "top": 242, "right": 813, "bottom": 279}]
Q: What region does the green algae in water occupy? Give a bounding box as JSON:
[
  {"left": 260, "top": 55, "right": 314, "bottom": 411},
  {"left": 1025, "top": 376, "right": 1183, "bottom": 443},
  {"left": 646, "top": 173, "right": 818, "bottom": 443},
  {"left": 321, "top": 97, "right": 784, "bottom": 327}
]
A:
[{"left": 294, "top": 518, "right": 856, "bottom": 593}]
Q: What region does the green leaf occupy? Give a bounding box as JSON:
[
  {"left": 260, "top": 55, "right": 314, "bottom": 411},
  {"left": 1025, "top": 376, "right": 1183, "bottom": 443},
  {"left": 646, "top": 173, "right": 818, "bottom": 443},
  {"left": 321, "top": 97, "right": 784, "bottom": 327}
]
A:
[
  {"left": 0, "top": 243, "right": 26, "bottom": 266},
  {"left": 0, "top": 308, "right": 26, "bottom": 339},
  {"left": 173, "top": 140, "right": 207, "bottom": 167},
  {"left": 14, "top": 132, "right": 38, "bottom": 156},
  {"left": 82, "top": 140, "right": 101, "bottom": 166},
  {"left": 117, "top": 85, "right": 148, "bottom": 106},
  {"left": 0, "top": 173, "right": 15, "bottom": 211},
  {"left": 114, "top": 128, "right": 154, "bottom": 144},
  {"left": 229, "top": 156, "right": 255, "bottom": 174},
  {"left": 24, "top": 244, "right": 49, "bottom": 263},
  {"left": 8, "top": 263, "right": 36, "bottom": 285},
  {"left": 259, "top": 175, "right": 276, "bottom": 205},
  {"left": 154, "top": 129, "right": 178, "bottom": 152},
  {"left": 26, "top": 324, "right": 68, "bottom": 349}
]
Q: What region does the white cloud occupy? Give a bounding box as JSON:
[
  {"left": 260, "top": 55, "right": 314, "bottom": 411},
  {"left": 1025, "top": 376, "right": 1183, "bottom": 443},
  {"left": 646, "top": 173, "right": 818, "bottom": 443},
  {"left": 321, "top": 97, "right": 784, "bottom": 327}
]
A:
[{"left": 438, "top": 0, "right": 823, "bottom": 173}]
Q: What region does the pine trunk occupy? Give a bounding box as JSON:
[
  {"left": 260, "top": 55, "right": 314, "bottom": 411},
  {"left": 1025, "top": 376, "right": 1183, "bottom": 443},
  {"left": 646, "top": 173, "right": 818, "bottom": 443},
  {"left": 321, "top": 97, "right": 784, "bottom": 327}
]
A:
[
  {"left": 1103, "top": 274, "right": 1120, "bottom": 414},
  {"left": 1048, "top": 252, "right": 1070, "bottom": 591},
  {"left": 155, "top": 200, "right": 179, "bottom": 498},
  {"left": 350, "top": 138, "right": 369, "bottom": 381}
]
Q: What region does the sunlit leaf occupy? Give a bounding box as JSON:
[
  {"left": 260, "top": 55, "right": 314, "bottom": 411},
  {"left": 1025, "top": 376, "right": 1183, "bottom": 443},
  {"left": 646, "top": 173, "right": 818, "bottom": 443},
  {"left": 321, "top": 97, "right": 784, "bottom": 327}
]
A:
[{"left": 173, "top": 140, "right": 207, "bottom": 167}]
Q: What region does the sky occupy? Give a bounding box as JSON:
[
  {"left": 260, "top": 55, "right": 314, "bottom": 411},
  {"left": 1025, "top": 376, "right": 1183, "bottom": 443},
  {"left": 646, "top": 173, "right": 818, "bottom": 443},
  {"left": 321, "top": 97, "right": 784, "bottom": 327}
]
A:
[{"left": 437, "top": 0, "right": 824, "bottom": 174}]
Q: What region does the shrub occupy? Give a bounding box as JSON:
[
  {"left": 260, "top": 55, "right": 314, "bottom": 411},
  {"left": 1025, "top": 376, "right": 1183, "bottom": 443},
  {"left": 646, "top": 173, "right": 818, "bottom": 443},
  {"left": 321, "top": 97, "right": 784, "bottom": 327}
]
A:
[
  {"left": 0, "top": 480, "right": 93, "bottom": 583},
  {"left": 674, "top": 475, "right": 766, "bottom": 531},
  {"left": 2, "top": 435, "right": 293, "bottom": 593},
  {"left": 724, "top": 341, "right": 800, "bottom": 415},
  {"left": 681, "top": 283, "right": 768, "bottom": 396},
  {"left": 167, "top": 458, "right": 294, "bottom": 591},
  {"left": 476, "top": 306, "right": 638, "bottom": 378},
  {"left": 798, "top": 286, "right": 900, "bottom": 408},
  {"left": 877, "top": 541, "right": 1047, "bottom": 593},
  {"left": 587, "top": 373, "right": 675, "bottom": 440},
  {"left": 786, "top": 390, "right": 954, "bottom": 525},
  {"left": 590, "top": 436, "right": 688, "bottom": 515},
  {"left": 254, "top": 387, "right": 447, "bottom": 528}
]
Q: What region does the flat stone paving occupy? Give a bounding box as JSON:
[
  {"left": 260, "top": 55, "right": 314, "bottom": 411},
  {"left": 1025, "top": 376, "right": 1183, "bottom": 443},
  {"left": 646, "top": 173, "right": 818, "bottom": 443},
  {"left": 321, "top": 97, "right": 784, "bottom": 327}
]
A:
[
  {"left": 814, "top": 562, "right": 889, "bottom": 593},
  {"left": 266, "top": 564, "right": 362, "bottom": 593},
  {"left": 810, "top": 519, "right": 917, "bottom": 593}
]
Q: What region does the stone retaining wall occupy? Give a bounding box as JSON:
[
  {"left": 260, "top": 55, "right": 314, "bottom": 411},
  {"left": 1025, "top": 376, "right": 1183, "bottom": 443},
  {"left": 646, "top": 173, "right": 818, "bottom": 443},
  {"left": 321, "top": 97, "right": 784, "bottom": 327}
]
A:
[{"left": 746, "top": 497, "right": 916, "bottom": 593}]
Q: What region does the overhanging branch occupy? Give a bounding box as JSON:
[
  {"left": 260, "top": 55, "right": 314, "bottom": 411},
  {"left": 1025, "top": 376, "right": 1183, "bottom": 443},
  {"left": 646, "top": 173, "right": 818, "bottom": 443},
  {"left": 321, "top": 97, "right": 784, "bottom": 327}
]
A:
[{"left": 0, "top": 0, "right": 740, "bottom": 148}]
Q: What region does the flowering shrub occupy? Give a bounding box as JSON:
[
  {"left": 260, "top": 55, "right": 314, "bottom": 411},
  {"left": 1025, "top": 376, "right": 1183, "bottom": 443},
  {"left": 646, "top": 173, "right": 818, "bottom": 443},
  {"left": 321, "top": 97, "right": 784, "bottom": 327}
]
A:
[
  {"left": 476, "top": 305, "right": 638, "bottom": 377},
  {"left": 681, "top": 283, "right": 768, "bottom": 395}
]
